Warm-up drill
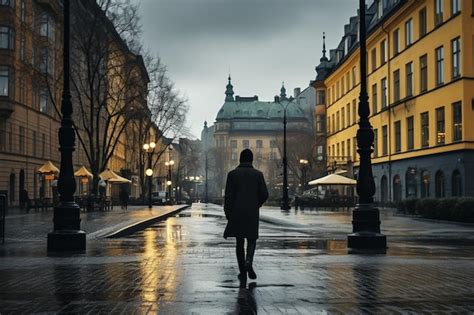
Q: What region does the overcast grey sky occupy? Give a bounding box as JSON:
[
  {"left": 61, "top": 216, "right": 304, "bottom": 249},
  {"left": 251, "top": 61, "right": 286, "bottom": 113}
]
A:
[{"left": 136, "top": 0, "right": 360, "bottom": 138}]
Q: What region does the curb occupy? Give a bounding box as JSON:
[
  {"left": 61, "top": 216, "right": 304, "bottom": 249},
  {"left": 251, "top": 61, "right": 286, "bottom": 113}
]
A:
[{"left": 105, "top": 205, "right": 190, "bottom": 238}]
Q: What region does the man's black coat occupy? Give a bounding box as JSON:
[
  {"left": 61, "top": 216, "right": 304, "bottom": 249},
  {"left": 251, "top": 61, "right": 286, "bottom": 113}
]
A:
[{"left": 223, "top": 162, "right": 269, "bottom": 239}]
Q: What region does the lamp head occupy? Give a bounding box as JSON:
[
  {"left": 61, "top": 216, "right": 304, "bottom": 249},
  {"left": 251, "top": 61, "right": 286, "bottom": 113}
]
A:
[
  {"left": 149, "top": 142, "right": 156, "bottom": 149},
  {"left": 143, "top": 143, "right": 149, "bottom": 151},
  {"left": 169, "top": 160, "right": 175, "bottom": 166},
  {"left": 145, "top": 169, "right": 153, "bottom": 176},
  {"left": 166, "top": 180, "right": 172, "bottom": 186}
]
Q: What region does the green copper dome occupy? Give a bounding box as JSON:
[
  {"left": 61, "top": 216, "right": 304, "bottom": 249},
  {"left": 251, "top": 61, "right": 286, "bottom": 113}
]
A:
[{"left": 216, "top": 99, "right": 306, "bottom": 121}]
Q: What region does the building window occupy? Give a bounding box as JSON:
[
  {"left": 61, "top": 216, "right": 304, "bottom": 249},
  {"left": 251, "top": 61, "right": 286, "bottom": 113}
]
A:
[
  {"left": 230, "top": 140, "right": 237, "bottom": 148},
  {"left": 270, "top": 139, "right": 277, "bottom": 148},
  {"left": 421, "top": 112, "right": 429, "bottom": 147},
  {"left": 405, "top": 19, "right": 413, "bottom": 47},
  {"left": 341, "top": 110, "right": 345, "bottom": 129},
  {"left": 32, "top": 130, "right": 37, "bottom": 156},
  {"left": 269, "top": 152, "right": 277, "bottom": 160},
  {"left": 436, "top": 107, "right": 445, "bottom": 145},
  {"left": 317, "top": 90, "right": 325, "bottom": 105},
  {"left": 341, "top": 141, "right": 345, "bottom": 157},
  {"left": 352, "top": 99, "right": 356, "bottom": 123},
  {"left": 405, "top": 62, "right": 413, "bottom": 97},
  {"left": 394, "top": 121, "right": 401, "bottom": 152},
  {"left": 382, "top": 125, "right": 388, "bottom": 156},
  {"left": 242, "top": 140, "right": 249, "bottom": 149},
  {"left": 393, "top": 175, "right": 402, "bottom": 202},
  {"left": 435, "top": 0, "right": 443, "bottom": 26},
  {"left": 0, "top": 66, "right": 9, "bottom": 96},
  {"left": 407, "top": 116, "right": 414, "bottom": 150},
  {"left": 41, "top": 133, "right": 46, "bottom": 157},
  {"left": 435, "top": 170, "right": 445, "bottom": 197},
  {"left": 317, "top": 145, "right": 324, "bottom": 161},
  {"left": 39, "top": 15, "right": 55, "bottom": 42},
  {"left": 352, "top": 137, "right": 357, "bottom": 161},
  {"left": 20, "top": 0, "right": 26, "bottom": 22},
  {"left": 393, "top": 28, "right": 400, "bottom": 55},
  {"left": 406, "top": 169, "right": 417, "bottom": 198},
  {"left": 380, "top": 39, "right": 387, "bottom": 64},
  {"left": 347, "top": 139, "right": 351, "bottom": 160},
  {"left": 352, "top": 67, "right": 356, "bottom": 88},
  {"left": 19, "top": 126, "right": 25, "bottom": 154},
  {"left": 393, "top": 69, "right": 400, "bottom": 102},
  {"left": 256, "top": 140, "right": 263, "bottom": 148},
  {"left": 451, "top": 0, "right": 460, "bottom": 15},
  {"left": 20, "top": 32, "right": 25, "bottom": 61},
  {"left": 380, "top": 176, "right": 388, "bottom": 203},
  {"left": 0, "top": 26, "right": 14, "bottom": 49},
  {"left": 331, "top": 115, "right": 335, "bottom": 133},
  {"left": 452, "top": 170, "right": 462, "bottom": 196},
  {"left": 40, "top": 48, "right": 53, "bottom": 75},
  {"left": 452, "top": 101, "right": 462, "bottom": 141},
  {"left": 451, "top": 37, "right": 460, "bottom": 79},
  {"left": 336, "top": 111, "right": 340, "bottom": 131},
  {"left": 373, "top": 128, "right": 378, "bottom": 157},
  {"left": 0, "top": 0, "right": 14, "bottom": 7},
  {"left": 421, "top": 171, "right": 430, "bottom": 198},
  {"left": 40, "top": 89, "right": 48, "bottom": 113},
  {"left": 435, "top": 46, "right": 444, "bottom": 86},
  {"left": 419, "top": 7, "right": 427, "bottom": 37},
  {"left": 231, "top": 152, "right": 237, "bottom": 161},
  {"left": 372, "top": 83, "right": 377, "bottom": 115},
  {"left": 381, "top": 77, "right": 387, "bottom": 108},
  {"left": 371, "top": 48, "right": 377, "bottom": 72},
  {"left": 420, "top": 54, "right": 428, "bottom": 92},
  {"left": 316, "top": 115, "right": 325, "bottom": 132},
  {"left": 346, "top": 104, "right": 350, "bottom": 126}
]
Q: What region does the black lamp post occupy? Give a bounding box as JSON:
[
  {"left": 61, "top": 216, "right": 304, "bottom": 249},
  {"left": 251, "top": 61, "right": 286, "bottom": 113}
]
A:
[
  {"left": 204, "top": 152, "right": 209, "bottom": 203},
  {"left": 276, "top": 99, "right": 291, "bottom": 211},
  {"left": 165, "top": 146, "right": 174, "bottom": 205},
  {"left": 347, "top": 0, "right": 386, "bottom": 250},
  {"left": 299, "top": 159, "right": 309, "bottom": 193},
  {"left": 47, "top": 0, "right": 86, "bottom": 252},
  {"left": 143, "top": 142, "right": 156, "bottom": 209}
]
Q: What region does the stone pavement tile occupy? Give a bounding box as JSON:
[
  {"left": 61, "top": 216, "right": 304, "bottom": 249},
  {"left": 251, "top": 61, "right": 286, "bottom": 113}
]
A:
[{"left": 2, "top": 204, "right": 474, "bottom": 313}]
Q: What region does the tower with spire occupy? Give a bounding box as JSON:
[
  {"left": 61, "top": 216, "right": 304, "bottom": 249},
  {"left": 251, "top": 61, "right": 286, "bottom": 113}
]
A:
[
  {"left": 225, "top": 75, "right": 235, "bottom": 102},
  {"left": 280, "top": 82, "right": 287, "bottom": 100},
  {"left": 315, "top": 32, "right": 332, "bottom": 81}
]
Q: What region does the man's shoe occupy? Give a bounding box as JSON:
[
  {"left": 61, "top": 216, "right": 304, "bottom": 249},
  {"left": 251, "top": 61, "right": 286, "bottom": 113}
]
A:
[
  {"left": 238, "top": 273, "right": 247, "bottom": 288},
  {"left": 245, "top": 262, "right": 257, "bottom": 280}
]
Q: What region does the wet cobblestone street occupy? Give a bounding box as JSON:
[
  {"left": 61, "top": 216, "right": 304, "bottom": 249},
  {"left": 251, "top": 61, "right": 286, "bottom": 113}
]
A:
[{"left": 1, "top": 203, "right": 474, "bottom": 314}]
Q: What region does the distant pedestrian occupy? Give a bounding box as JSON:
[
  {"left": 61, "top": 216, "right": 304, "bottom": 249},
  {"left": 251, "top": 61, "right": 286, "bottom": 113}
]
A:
[
  {"left": 119, "top": 186, "right": 129, "bottom": 210},
  {"left": 223, "top": 149, "right": 268, "bottom": 287}
]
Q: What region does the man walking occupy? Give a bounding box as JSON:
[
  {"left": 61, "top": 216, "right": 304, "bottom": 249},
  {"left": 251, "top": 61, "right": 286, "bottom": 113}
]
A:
[{"left": 224, "top": 149, "right": 268, "bottom": 287}]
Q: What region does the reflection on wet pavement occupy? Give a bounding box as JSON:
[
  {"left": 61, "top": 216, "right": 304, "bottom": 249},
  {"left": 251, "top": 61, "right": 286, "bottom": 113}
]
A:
[{"left": 1, "top": 203, "right": 474, "bottom": 313}]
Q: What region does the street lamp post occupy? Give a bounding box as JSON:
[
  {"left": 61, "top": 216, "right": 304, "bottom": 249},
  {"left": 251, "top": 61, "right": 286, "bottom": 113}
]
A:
[
  {"left": 165, "top": 146, "right": 174, "bottom": 204},
  {"left": 299, "top": 159, "right": 309, "bottom": 193},
  {"left": 276, "top": 99, "right": 291, "bottom": 210},
  {"left": 143, "top": 141, "right": 156, "bottom": 209},
  {"left": 347, "top": 0, "right": 386, "bottom": 250},
  {"left": 47, "top": 0, "right": 86, "bottom": 252}
]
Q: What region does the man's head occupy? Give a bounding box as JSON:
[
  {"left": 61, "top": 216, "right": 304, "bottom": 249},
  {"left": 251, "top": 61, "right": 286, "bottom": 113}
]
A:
[{"left": 239, "top": 149, "right": 253, "bottom": 163}]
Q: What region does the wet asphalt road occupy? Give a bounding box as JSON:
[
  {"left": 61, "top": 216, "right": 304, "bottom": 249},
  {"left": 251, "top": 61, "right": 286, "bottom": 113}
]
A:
[{"left": 1, "top": 203, "right": 474, "bottom": 313}]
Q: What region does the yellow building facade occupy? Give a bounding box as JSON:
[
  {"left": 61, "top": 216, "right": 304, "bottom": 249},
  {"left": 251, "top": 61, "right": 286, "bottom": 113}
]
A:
[{"left": 322, "top": 0, "right": 474, "bottom": 202}]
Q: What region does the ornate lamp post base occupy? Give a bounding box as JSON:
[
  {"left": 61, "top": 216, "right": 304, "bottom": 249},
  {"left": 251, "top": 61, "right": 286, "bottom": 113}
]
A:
[
  {"left": 47, "top": 203, "right": 86, "bottom": 252},
  {"left": 347, "top": 204, "right": 386, "bottom": 250}
]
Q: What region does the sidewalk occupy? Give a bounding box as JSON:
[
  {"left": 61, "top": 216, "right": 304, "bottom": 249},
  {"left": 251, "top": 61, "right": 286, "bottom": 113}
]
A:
[{"left": 3, "top": 204, "right": 189, "bottom": 244}]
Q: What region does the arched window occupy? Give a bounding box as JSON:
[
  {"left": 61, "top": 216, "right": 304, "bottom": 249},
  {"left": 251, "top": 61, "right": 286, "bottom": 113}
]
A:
[
  {"left": 420, "top": 171, "right": 430, "bottom": 198},
  {"left": 435, "top": 170, "right": 445, "bottom": 198},
  {"left": 452, "top": 170, "right": 462, "bottom": 197},
  {"left": 380, "top": 175, "right": 388, "bottom": 204},
  {"left": 406, "top": 169, "right": 417, "bottom": 198},
  {"left": 393, "top": 175, "right": 402, "bottom": 202}
]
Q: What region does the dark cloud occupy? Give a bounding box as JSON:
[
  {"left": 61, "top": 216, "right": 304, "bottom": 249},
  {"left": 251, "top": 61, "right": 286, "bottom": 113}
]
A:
[{"left": 136, "top": 0, "right": 359, "bottom": 137}]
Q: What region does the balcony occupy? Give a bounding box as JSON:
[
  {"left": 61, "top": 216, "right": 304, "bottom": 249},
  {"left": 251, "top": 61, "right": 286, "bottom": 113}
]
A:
[{"left": 0, "top": 97, "right": 14, "bottom": 119}]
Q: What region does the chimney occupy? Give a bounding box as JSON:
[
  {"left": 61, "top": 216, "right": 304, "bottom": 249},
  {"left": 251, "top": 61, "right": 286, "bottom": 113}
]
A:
[{"left": 294, "top": 88, "right": 301, "bottom": 98}]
